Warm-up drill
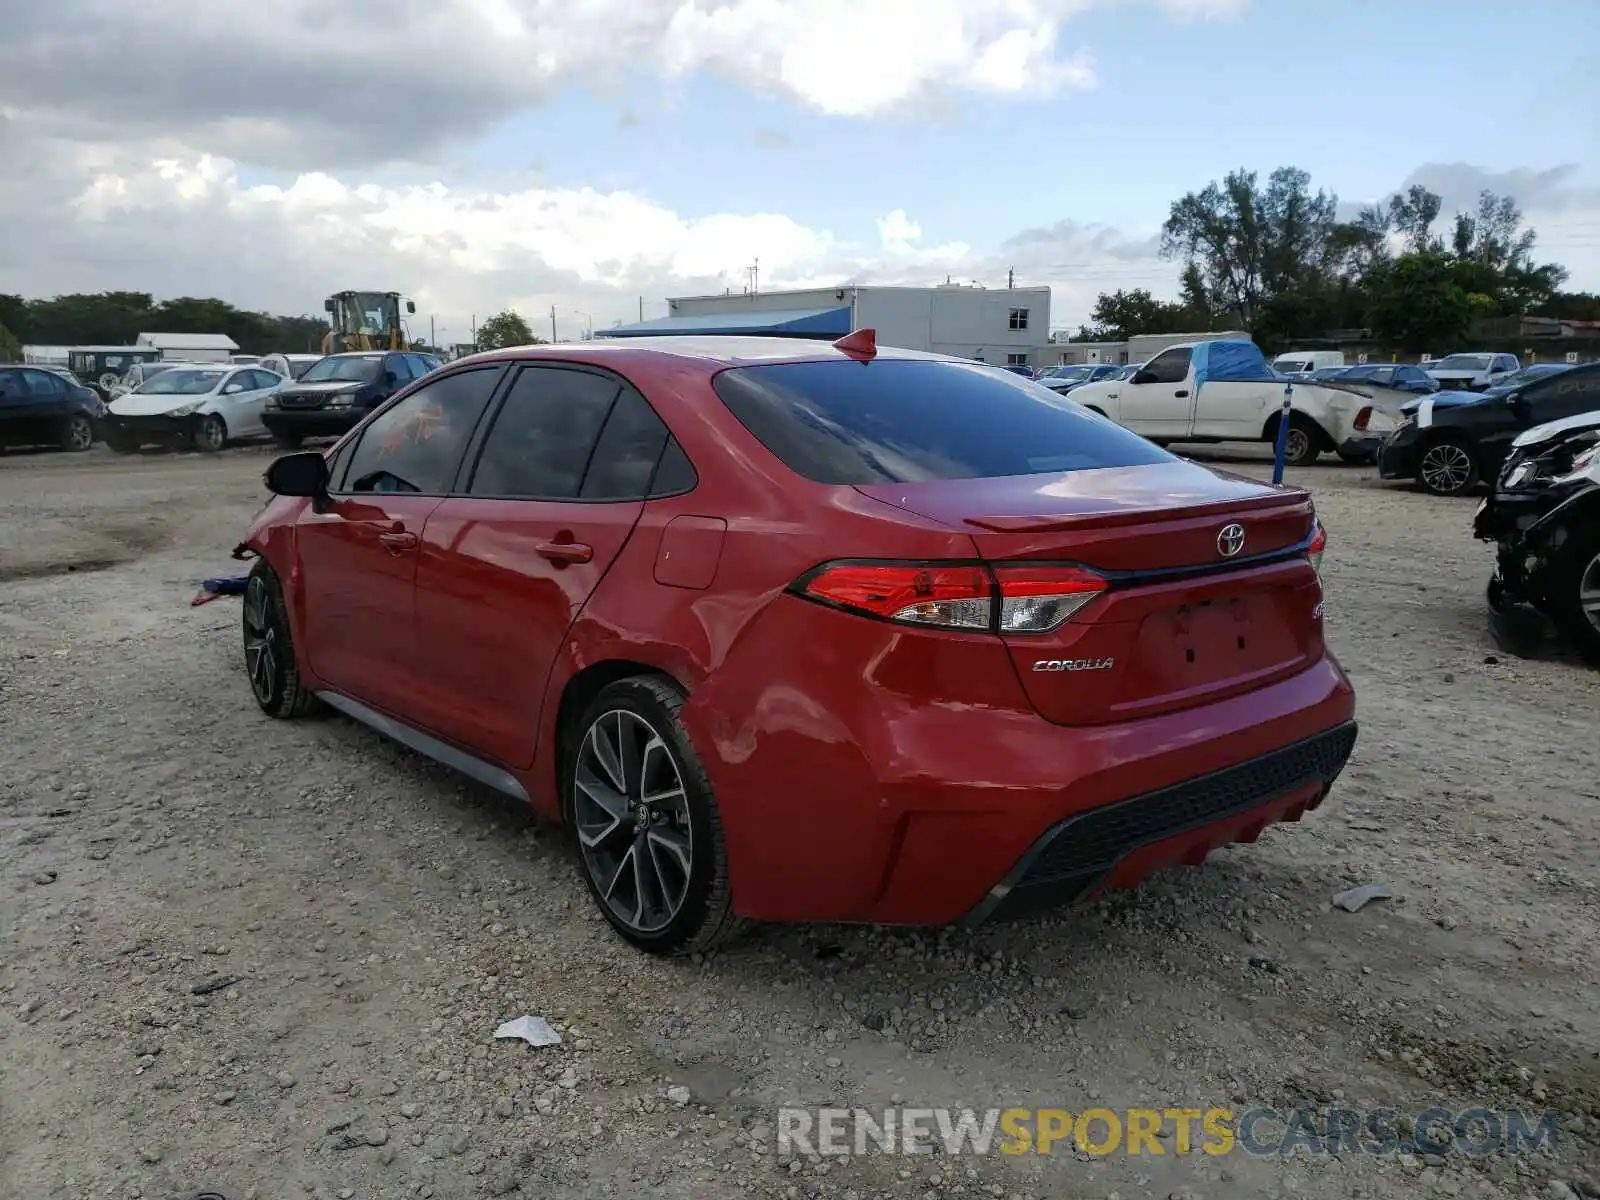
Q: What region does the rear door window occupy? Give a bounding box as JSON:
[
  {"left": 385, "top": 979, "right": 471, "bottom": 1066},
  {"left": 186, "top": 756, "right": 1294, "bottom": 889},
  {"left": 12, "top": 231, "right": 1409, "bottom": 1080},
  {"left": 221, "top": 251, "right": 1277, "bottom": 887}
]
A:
[
  {"left": 711, "top": 358, "right": 1173, "bottom": 485},
  {"left": 466, "top": 366, "right": 621, "bottom": 499}
]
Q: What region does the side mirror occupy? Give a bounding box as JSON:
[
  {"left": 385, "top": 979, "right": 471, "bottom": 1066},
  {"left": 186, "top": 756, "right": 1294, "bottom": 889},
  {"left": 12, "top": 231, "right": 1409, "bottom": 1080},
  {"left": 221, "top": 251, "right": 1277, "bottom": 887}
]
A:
[
  {"left": 324, "top": 298, "right": 336, "bottom": 313},
  {"left": 405, "top": 300, "right": 416, "bottom": 314},
  {"left": 264, "top": 451, "right": 328, "bottom": 498}
]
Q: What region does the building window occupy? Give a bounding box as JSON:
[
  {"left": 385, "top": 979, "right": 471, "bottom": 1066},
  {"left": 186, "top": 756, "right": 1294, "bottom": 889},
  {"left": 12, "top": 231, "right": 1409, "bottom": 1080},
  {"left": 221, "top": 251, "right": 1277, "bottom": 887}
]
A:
[
  {"left": 1008, "top": 307, "right": 1029, "bottom": 331},
  {"left": 1006, "top": 353, "right": 1029, "bottom": 366}
]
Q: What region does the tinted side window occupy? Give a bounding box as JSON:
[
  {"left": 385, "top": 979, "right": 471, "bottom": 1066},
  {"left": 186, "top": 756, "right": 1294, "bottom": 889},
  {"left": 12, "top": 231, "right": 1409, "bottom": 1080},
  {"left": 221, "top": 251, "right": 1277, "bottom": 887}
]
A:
[
  {"left": 344, "top": 368, "right": 501, "bottom": 494},
  {"left": 385, "top": 355, "right": 415, "bottom": 383},
  {"left": 1141, "top": 348, "right": 1191, "bottom": 385},
  {"left": 468, "top": 366, "right": 620, "bottom": 499},
  {"left": 0, "top": 370, "right": 22, "bottom": 401},
  {"left": 404, "top": 354, "right": 432, "bottom": 377},
  {"left": 712, "top": 359, "right": 1174, "bottom": 485},
  {"left": 24, "top": 370, "right": 64, "bottom": 396},
  {"left": 580, "top": 387, "right": 671, "bottom": 500},
  {"left": 649, "top": 437, "right": 698, "bottom": 496}
]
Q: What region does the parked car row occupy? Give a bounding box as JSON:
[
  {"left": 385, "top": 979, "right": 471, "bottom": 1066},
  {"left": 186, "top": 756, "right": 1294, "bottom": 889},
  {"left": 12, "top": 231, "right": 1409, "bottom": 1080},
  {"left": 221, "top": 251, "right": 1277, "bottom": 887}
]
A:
[
  {"left": 0, "top": 348, "right": 445, "bottom": 456},
  {"left": 1375, "top": 363, "right": 1592, "bottom": 495}
]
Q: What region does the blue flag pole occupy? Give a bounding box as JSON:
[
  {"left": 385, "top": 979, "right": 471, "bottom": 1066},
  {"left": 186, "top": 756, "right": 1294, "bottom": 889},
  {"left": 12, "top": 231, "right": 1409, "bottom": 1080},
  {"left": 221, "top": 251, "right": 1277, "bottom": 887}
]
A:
[{"left": 1271, "top": 379, "right": 1293, "bottom": 485}]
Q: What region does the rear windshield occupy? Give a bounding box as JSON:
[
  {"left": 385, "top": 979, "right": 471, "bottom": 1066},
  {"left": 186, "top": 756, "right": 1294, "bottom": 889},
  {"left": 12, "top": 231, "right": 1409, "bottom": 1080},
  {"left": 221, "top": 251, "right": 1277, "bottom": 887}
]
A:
[{"left": 711, "top": 358, "right": 1173, "bottom": 484}]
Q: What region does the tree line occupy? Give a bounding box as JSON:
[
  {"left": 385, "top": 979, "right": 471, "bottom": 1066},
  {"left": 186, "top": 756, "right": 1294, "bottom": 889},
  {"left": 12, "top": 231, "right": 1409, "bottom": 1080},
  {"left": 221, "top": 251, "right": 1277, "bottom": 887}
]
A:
[
  {"left": 0, "top": 292, "right": 333, "bottom": 361},
  {"left": 1074, "top": 167, "right": 1598, "bottom": 352}
]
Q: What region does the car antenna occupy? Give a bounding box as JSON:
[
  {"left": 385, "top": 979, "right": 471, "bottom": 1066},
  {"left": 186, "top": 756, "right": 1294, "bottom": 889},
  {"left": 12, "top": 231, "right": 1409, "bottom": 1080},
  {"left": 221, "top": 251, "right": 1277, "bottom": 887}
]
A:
[{"left": 833, "top": 328, "right": 876, "bottom": 361}]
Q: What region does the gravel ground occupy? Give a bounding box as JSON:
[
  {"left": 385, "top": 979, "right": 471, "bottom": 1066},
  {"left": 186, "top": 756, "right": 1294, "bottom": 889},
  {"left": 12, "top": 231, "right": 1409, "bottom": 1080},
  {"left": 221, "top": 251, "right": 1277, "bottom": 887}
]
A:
[{"left": 2, "top": 443, "right": 1597, "bottom": 1200}]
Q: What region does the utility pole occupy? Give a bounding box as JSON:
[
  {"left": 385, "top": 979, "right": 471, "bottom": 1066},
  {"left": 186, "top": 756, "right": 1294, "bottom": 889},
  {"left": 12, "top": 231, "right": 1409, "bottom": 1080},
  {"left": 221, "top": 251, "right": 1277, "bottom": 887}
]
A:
[
  {"left": 429, "top": 315, "right": 435, "bottom": 347},
  {"left": 1007, "top": 266, "right": 1014, "bottom": 289},
  {"left": 639, "top": 296, "right": 644, "bottom": 322},
  {"left": 470, "top": 314, "right": 476, "bottom": 346},
  {"left": 550, "top": 306, "right": 557, "bottom": 342},
  {"left": 752, "top": 257, "right": 759, "bottom": 294}
]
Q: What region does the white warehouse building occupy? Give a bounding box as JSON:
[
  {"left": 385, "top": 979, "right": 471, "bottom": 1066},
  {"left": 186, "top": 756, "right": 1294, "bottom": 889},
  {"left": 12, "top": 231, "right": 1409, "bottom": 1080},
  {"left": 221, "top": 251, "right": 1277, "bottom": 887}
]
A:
[{"left": 601, "top": 284, "right": 1052, "bottom": 367}]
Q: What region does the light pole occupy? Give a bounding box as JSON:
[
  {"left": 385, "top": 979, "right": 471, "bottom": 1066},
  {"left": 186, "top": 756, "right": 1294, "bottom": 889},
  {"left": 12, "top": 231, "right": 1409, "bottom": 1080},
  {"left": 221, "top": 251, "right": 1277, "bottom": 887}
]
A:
[{"left": 572, "top": 310, "right": 594, "bottom": 340}]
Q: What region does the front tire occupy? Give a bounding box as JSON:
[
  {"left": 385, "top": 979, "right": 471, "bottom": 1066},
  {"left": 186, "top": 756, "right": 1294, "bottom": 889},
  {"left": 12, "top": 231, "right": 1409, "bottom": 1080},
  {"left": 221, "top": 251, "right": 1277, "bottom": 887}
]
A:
[
  {"left": 195, "top": 414, "right": 227, "bottom": 452},
  {"left": 1547, "top": 535, "right": 1600, "bottom": 666},
  {"left": 103, "top": 426, "right": 137, "bottom": 453},
  {"left": 564, "top": 677, "right": 741, "bottom": 956},
  {"left": 242, "top": 562, "right": 319, "bottom": 718},
  {"left": 60, "top": 415, "right": 94, "bottom": 452},
  {"left": 1417, "top": 434, "right": 1479, "bottom": 496}
]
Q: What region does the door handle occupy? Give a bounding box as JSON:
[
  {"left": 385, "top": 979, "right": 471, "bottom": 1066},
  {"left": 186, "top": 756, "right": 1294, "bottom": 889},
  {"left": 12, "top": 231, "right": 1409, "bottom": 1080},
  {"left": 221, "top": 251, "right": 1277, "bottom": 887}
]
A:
[
  {"left": 378, "top": 530, "right": 418, "bottom": 552},
  {"left": 1175, "top": 389, "right": 1190, "bottom": 398},
  {"left": 535, "top": 540, "right": 593, "bottom": 564}
]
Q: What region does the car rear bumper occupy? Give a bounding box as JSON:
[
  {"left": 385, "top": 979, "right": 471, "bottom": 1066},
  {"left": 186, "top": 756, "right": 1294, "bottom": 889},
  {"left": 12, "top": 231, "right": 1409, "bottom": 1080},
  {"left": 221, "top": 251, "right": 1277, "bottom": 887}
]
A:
[
  {"left": 262, "top": 409, "right": 362, "bottom": 438},
  {"left": 687, "top": 594, "right": 1358, "bottom": 926},
  {"left": 963, "top": 722, "right": 1356, "bottom": 924}
]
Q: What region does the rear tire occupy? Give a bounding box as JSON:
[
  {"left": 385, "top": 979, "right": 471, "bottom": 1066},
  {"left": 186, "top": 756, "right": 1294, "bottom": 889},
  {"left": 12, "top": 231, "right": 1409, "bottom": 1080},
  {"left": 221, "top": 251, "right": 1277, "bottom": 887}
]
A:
[
  {"left": 1417, "top": 434, "right": 1479, "bottom": 496},
  {"left": 1283, "top": 414, "right": 1323, "bottom": 467},
  {"left": 195, "top": 414, "right": 227, "bottom": 452},
  {"left": 563, "top": 676, "right": 743, "bottom": 956},
  {"left": 242, "top": 562, "right": 319, "bottom": 718},
  {"left": 1546, "top": 534, "right": 1600, "bottom": 666},
  {"left": 60, "top": 415, "right": 94, "bottom": 452},
  {"left": 103, "top": 426, "right": 137, "bottom": 454}
]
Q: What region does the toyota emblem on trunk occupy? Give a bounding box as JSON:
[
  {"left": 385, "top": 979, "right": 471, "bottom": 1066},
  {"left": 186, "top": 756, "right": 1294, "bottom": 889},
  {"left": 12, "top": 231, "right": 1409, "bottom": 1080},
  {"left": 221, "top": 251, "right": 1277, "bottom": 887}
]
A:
[{"left": 1217, "top": 523, "right": 1246, "bottom": 557}]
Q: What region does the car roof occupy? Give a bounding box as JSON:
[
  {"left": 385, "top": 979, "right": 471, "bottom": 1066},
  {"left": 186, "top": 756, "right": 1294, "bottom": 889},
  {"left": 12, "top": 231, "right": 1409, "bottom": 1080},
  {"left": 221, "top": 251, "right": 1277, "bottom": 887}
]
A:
[{"left": 459, "top": 335, "right": 956, "bottom": 372}]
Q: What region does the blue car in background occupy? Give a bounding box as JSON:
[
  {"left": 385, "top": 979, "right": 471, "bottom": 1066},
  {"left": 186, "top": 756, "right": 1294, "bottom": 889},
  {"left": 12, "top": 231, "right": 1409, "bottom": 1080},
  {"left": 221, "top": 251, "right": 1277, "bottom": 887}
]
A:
[{"left": 1335, "top": 363, "right": 1440, "bottom": 393}]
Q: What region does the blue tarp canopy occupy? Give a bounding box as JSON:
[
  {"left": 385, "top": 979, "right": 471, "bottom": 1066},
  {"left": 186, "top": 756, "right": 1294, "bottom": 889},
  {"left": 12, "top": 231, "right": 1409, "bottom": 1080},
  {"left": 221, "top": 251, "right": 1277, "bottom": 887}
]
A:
[
  {"left": 1191, "top": 340, "right": 1285, "bottom": 398},
  {"left": 598, "top": 306, "right": 852, "bottom": 338}
]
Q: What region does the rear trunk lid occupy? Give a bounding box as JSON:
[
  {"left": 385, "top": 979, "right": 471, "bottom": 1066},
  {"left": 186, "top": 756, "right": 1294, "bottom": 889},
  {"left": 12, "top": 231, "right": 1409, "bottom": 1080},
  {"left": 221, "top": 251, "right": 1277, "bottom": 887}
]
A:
[{"left": 856, "top": 460, "right": 1324, "bottom": 726}]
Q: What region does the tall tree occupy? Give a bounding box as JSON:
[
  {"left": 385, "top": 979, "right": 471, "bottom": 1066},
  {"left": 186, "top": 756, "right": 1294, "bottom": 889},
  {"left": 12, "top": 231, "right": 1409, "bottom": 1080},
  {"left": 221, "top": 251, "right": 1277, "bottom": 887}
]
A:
[
  {"left": 0, "top": 319, "right": 21, "bottom": 362},
  {"left": 1159, "top": 166, "right": 1342, "bottom": 326},
  {"left": 474, "top": 310, "right": 539, "bottom": 350},
  {"left": 1080, "top": 288, "right": 1198, "bottom": 341}
]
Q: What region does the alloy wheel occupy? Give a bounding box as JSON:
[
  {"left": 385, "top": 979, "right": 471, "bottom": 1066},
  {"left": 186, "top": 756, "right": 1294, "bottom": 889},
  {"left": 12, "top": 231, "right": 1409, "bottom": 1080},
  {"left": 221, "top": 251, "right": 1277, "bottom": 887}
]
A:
[
  {"left": 242, "top": 575, "right": 280, "bottom": 705},
  {"left": 1420, "top": 443, "right": 1473, "bottom": 494},
  {"left": 197, "top": 416, "right": 225, "bottom": 451},
  {"left": 572, "top": 709, "right": 694, "bottom": 934},
  {"left": 67, "top": 417, "right": 93, "bottom": 451},
  {"left": 1284, "top": 427, "right": 1310, "bottom": 464},
  {"left": 1581, "top": 552, "right": 1600, "bottom": 634}
]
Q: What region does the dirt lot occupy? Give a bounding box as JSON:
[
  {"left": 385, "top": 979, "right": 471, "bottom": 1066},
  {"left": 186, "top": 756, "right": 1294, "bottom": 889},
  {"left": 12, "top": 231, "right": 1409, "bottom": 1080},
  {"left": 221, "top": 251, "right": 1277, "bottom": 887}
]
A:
[{"left": 2, "top": 443, "right": 1597, "bottom": 1200}]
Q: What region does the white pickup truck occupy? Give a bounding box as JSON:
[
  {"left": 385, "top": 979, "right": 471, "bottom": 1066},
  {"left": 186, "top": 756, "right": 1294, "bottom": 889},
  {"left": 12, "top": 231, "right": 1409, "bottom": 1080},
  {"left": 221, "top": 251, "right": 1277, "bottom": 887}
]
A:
[{"left": 1065, "top": 339, "right": 1399, "bottom": 466}]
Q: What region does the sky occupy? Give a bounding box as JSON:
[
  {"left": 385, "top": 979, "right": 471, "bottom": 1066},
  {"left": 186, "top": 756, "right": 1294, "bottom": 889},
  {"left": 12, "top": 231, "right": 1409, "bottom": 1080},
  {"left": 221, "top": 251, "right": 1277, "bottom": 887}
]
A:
[{"left": 1, "top": 0, "right": 1596, "bottom": 345}]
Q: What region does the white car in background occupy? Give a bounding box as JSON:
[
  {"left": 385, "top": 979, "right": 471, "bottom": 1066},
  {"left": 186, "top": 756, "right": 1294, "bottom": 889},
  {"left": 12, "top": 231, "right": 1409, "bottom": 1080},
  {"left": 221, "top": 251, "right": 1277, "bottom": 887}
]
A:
[
  {"left": 109, "top": 359, "right": 206, "bottom": 398},
  {"left": 1426, "top": 352, "right": 1521, "bottom": 391},
  {"left": 104, "top": 364, "right": 287, "bottom": 452},
  {"left": 259, "top": 352, "right": 325, "bottom": 381}
]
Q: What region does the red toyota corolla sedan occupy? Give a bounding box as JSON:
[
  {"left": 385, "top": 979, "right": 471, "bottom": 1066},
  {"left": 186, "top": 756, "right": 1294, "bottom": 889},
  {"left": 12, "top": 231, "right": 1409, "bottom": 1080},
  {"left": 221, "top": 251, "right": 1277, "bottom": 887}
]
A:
[{"left": 238, "top": 332, "right": 1356, "bottom": 955}]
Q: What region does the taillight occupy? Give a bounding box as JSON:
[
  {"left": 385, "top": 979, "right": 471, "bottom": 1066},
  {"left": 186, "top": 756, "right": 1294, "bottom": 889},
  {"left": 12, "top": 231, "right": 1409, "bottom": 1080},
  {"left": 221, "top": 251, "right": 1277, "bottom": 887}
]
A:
[
  {"left": 794, "top": 561, "right": 1107, "bottom": 633},
  {"left": 1307, "top": 523, "right": 1326, "bottom": 576},
  {"left": 1354, "top": 407, "right": 1372, "bottom": 432},
  {"left": 991, "top": 564, "right": 1108, "bottom": 632},
  {"left": 798, "top": 563, "right": 993, "bottom": 630}
]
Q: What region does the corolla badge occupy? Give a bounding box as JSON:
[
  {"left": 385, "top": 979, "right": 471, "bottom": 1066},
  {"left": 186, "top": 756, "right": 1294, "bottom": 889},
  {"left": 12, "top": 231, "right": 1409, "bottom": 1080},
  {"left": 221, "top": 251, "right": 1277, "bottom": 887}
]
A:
[
  {"left": 1032, "top": 657, "right": 1115, "bottom": 673},
  {"left": 1217, "top": 522, "right": 1246, "bottom": 557}
]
